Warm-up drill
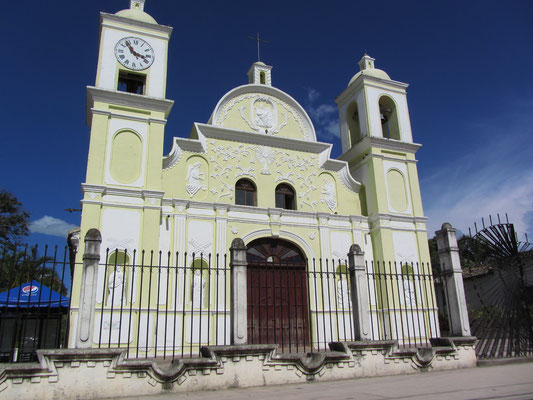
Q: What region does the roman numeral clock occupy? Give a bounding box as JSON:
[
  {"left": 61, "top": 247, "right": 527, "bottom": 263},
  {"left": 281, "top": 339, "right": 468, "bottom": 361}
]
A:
[{"left": 114, "top": 36, "right": 155, "bottom": 71}]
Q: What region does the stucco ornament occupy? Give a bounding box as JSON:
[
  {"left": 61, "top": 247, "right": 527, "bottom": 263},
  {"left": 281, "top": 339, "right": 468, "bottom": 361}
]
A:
[
  {"left": 191, "top": 269, "right": 206, "bottom": 308},
  {"left": 255, "top": 146, "right": 276, "bottom": 175},
  {"left": 321, "top": 177, "right": 337, "bottom": 212},
  {"left": 337, "top": 278, "right": 351, "bottom": 309},
  {"left": 239, "top": 96, "right": 288, "bottom": 135},
  {"left": 106, "top": 266, "right": 125, "bottom": 307},
  {"left": 186, "top": 163, "right": 206, "bottom": 198}
]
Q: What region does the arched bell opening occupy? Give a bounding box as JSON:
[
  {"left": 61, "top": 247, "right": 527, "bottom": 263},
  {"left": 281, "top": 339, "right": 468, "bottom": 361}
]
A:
[
  {"left": 246, "top": 237, "right": 310, "bottom": 352},
  {"left": 378, "top": 95, "right": 401, "bottom": 140}
]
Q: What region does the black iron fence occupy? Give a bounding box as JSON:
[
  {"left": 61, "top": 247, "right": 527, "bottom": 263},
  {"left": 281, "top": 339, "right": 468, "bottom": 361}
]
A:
[
  {"left": 0, "top": 243, "right": 447, "bottom": 361},
  {"left": 94, "top": 250, "right": 231, "bottom": 359},
  {"left": 0, "top": 245, "right": 72, "bottom": 362},
  {"left": 366, "top": 261, "right": 440, "bottom": 348}
]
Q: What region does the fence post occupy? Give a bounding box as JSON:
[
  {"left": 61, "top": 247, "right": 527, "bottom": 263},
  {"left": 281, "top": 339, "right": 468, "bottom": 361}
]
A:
[
  {"left": 435, "top": 223, "right": 471, "bottom": 336},
  {"left": 75, "top": 229, "right": 102, "bottom": 348},
  {"left": 230, "top": 238, "right": 247, "bottom": 345},
  {"left": 348, "top": 244, "right": 372, "bottom": 340}
]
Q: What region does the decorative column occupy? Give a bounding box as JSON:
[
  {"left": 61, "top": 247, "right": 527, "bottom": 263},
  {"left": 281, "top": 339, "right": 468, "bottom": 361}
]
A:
[
  {"left": 230, "top": 238, "right": 248, "bottom": 345},
  {"left": 75, "top": 229, "right": 102, "bottom": 348},
  {"left": 348, "top": 244, "right": 372, "bottom": 340},
  {"left": 435, "top": 223, "right": 471, "bottom": 336}
]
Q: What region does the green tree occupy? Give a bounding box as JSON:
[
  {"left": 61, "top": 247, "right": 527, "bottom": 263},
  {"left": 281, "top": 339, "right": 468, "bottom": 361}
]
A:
[
  {"left": 0, "top": 189, "right": 30, "bottom": 247},
  {"left": 0, "top": 190, "right": 67, "bottom": 294}
]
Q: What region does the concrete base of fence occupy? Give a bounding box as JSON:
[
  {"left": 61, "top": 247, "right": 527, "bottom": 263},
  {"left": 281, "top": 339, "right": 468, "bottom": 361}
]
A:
[{"left": 0, "top": 338, "right": 477, "bottom": 400}]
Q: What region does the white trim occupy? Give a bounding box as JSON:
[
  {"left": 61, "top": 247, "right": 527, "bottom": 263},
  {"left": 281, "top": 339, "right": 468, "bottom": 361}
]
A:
[
  {"left": 87, "top": 86, "right": 174, "bottom": 125},
  {"left": 241, "top": 229, "right": 315, "bottom": 260},
  {"left": 100, "top": 12, "right": 173, "bottom": 36}
]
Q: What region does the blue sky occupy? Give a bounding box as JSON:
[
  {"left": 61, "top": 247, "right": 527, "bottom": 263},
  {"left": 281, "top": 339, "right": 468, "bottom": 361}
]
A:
[{"left": 1, "top": 0, "right": 532, "bottom": 249}]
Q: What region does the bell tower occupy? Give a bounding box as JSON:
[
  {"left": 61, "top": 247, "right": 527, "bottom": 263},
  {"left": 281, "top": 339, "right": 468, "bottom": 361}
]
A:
[
  {"left": 336, "top": 55, "right": 430, "bottom": 264},
  {"left": 80, "top": 0, "right": 173, "bottom": 252}
]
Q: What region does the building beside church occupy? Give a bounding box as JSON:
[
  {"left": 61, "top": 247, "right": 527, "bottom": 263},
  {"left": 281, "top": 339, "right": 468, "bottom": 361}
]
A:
[{"left": 69, "top": 0, "right": 436, "bottom": 354}]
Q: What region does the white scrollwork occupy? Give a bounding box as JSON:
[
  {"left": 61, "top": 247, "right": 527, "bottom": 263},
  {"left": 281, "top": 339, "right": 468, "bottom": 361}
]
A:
[
  {"left": 321, "top": 177, "right": 337, "bottom": 212},
  {"left": 238, "top": 96, "right": 288, "bottom": 135},
  {"left": 231, "top": 225, "right": 239, "bottom": 234},
  {"left": 255, "top": 146, "right": 276, "bottom": 175},
  {"left": 235, "top": 165, "right": 256, "bottom": 179},
  {"left": 297, "top": 172, "right": 319, "bottom": 211},
  {"left": 210, "top": 140, "right": 254, "bottom": 162},
  {"left": 209, "top": 158, "right": 233, "bottom": 201},
  {"left": 275, "top": 170, "right": 295, "bottom": 184},
  {"left": 186, "top": 163, "right": 207, "bottom": 198}
]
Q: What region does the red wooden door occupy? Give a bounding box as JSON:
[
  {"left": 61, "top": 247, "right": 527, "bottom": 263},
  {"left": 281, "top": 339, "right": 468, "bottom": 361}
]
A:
[{"left": 246, "top": 238, "right": 310, "bottom": 352}]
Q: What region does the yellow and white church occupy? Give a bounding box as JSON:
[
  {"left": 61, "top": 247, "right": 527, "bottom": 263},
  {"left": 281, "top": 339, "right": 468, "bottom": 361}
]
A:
[{"left": 69, "top": 0, "right": 433, "bottom": 350}]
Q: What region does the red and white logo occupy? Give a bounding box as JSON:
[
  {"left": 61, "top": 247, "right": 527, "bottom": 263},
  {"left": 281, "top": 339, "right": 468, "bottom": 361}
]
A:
[{"left": 22, "top": 285, "right": 39, "bottom": 294}]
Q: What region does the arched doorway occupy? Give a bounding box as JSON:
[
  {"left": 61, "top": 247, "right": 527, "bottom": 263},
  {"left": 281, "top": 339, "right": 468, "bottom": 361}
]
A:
[{"left": 246, "top": 238, "right": 310, "bottom": 352}]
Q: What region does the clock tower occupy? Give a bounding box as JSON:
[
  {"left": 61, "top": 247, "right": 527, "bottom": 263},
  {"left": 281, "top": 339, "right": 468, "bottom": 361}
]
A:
[{"left": 79, "top": 0, "right": 173, "bottom": 255}]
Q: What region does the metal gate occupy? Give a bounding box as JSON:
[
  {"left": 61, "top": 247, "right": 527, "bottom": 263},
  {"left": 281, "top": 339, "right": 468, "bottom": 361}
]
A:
[{"left": 463, "top": 217, "right": 533, "bottom": 359}]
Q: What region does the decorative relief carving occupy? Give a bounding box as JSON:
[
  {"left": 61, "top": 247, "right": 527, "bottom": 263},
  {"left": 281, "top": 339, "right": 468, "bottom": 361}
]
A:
[
  {"left": 209, "top": 158, "right": 233, "bottom": 201},
  {"left": 217, "top": 93, "right": 310, "bottom": 140},
  {"left": 275, "top": 170, "right": 295, "bottom": 184},
  {"left": 235, "top": 165, "right": 256, "bottom": 179},
  {"left": 238, "top": 96, "right": 288, "bottom": 135},
  {"left": 88, "top": 192, "right": 98, "bottom": 200},
  {"left": 297, "top": 172, "right": 319, "bottom": 211},
  {"left": 189, "top": 238, "right": 212, "bottom": 255},
  {"left": 255, "top": 146, "right": 276, "bottom": 175},
  {"left": 230, "top": 226, "right": 239, "bottom": 234},
  {"left": 321, "top": 177, "right": 337, "bottom": 212},
  {"left": 186, "top": 163, "right": 207, "bottom": 198},
  {"left": 309, "top": 232, "right": 316, "bottom": 240}
]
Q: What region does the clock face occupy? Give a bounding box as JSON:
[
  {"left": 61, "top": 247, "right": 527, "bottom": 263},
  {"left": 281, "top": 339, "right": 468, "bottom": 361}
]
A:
[{"left": 114, "top": 37, "right": 155, "bottom": 71}]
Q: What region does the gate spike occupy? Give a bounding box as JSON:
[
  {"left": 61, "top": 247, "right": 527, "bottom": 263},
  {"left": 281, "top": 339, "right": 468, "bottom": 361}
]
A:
[
  {"left": 526, "top": 233, "right": 529, "bottom": 243},
  {"left": 497, "top": 213, "right": 501, "bottom": 224},
  {"left": 506, "top": 213, "right": 509, "bottom": 223},
  {"left": 489, "top": 215, "right": 493, "bottom": 225},
  {"left": 474, "top": 222, "right": 478, "bottom": 233},
  {"left": 482, "top": 217, "right": 485, "bottom": 229},
  {"left": 469, "top": 227, "right": 472, "bottom": 237}
]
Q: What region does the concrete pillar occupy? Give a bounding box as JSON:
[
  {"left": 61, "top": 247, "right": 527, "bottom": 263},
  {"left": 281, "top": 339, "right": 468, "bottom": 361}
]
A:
[
  {"left": 435, "top": 223, "right": 471, "bottom": 336},
  {"left": 348, "top": 244, "right": 372, "bottom": 340},
  {"left": 75, "top": 229, "right": 102, "bottom": 348},
  {"left": 230, "top": 238, "right": 248, "bottom": 345}
]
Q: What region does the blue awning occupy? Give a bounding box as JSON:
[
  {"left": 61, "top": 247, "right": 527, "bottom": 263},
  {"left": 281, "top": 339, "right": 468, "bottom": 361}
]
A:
[{"left": 0, "top": 281, "right": 70, "bottom": 308}]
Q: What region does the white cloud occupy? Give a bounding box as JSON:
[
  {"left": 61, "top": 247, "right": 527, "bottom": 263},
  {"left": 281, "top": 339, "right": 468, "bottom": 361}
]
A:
[
  {"left": 30, "top": 216, "right": 77, "bottom": 238},
  {"left": 305, "top": 88, "right": 339, "bottom": 139},
  {"left": 422, "top": 114, "right": 533, "bottom": 240}
]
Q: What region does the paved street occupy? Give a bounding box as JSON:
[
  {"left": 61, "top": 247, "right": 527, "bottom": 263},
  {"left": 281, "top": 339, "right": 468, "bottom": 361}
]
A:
[{"left": 116, "top": 361, "right": 533, "bottom": 400}]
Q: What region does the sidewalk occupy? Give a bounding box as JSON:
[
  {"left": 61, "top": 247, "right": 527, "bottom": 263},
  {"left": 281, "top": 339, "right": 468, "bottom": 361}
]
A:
[{"left": 115, "top": 361, "right": 533, "bottom": 400}]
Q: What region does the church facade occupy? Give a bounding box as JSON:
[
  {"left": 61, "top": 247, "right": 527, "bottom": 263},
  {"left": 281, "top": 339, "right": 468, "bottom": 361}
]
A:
[{"left": 69, "top": 0, "right": 434, "bottom": 351}]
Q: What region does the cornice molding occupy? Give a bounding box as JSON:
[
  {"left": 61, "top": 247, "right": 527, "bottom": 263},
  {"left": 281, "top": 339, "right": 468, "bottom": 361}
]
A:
[
  {"left": 339, "top": 136, "right": 421, "bottom": 163},
  {"left": 91, "top": 108, "right": 167, "bottom": 125},
  {"left": 82, "top": 184, "right": 164, "bottom": 199},
  {"left": 336, "top": 75, "right": 408, "bottom": 106},
  {"left": 100, "top": 12, "right": 173, "bottom": 36},
  {"left": 86, "top": 86, "right": 174, "bottom": 125}
]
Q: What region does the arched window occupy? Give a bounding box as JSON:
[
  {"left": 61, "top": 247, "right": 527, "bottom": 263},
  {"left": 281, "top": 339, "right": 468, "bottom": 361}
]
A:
[
  {"left": 275, "top": 184, "right": 296, "bottom": 210},
  {"left": 235, "top": 179, "right": 257, "bottom": 206},
  {"left": 346, "top": 102, "right": 362, "bottom": 145},
  {"left": 260, "top": 71, "right": 266, "bottom": 84},
  {"left": 378, "top": 96, "right": 401, "bottom": 140}
]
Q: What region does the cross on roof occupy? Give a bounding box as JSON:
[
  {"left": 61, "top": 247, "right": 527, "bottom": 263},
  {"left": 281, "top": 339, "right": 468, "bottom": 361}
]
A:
[{"left": 248, "top": 33, "right": 269, "bottom": 62}]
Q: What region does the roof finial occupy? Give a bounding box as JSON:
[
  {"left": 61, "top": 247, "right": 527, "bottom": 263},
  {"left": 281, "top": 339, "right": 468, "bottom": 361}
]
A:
[
  {"left": 130, "top": 0, "right": 145, "bottom": 11},
  {"left": 248, "top": 33, "right": 269, "bottom": 62}
]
